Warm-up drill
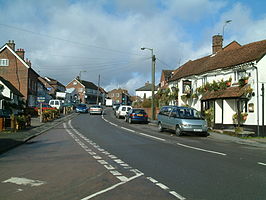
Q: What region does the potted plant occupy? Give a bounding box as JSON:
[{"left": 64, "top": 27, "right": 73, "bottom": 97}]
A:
[
  {"left": 226, "top": 77, "right": 232, "bottom": 87},
  {"left": 232, "top": 112, "right": 248, "bottom": 124},
  {"left": 239, "top": 77, "right": 249, "bottom": 87},
  {"left": 244, "top": 86, "right": 253, "bottom": 98}
]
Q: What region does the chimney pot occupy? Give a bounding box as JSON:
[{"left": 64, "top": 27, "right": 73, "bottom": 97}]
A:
[{"left": 7, "top": 40, "right": 15, "bottom": 51}]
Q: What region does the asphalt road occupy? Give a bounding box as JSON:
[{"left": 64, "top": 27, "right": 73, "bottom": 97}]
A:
[{"left": 0, "top": 108, "right": 266, "bottom": 200}]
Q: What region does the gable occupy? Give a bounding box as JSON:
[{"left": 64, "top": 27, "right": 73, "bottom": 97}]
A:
[{"left": 0, "top": 44, "right": 30, "bottom": 69}]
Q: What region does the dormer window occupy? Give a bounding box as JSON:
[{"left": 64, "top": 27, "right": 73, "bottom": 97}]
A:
[{"left": 0, "top": 59, "right": 9, "bottom": 66}]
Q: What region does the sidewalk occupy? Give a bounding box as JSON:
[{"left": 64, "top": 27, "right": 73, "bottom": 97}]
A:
[
  {"left": 148, "top": 119, "right": 266, "bottom": 148},
  {"left": 0, "top": 113, "right": 77, "bottom": 154}
]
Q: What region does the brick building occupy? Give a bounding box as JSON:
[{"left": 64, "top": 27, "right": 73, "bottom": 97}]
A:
[
  {"left": 0, "top": 40, "right": 39, "bottom": 106},
  {"left": 107, "top": 88, "right": 131, "bottom": 105}
]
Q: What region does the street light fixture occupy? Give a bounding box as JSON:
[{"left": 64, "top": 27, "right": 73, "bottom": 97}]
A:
[
  {"left": 141, "top": 47, "right": 156, "bottom": 120},
  {"left": 222, "top": 20, "right": 232, "bottom": 39},
  {"left": 79, "top": 70, "right": 87, "bottom": 80}
]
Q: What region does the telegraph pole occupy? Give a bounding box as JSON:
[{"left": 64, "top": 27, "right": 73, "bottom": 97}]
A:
[
  {"left": 141, "top": 47, "right": 156, "bottom": 120},
  {"left": 96, "top": 74, "right": 100, "bottom": 105}
]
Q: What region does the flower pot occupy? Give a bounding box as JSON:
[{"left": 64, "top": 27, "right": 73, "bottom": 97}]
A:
[{"left": 226, "top": 82, "right": 231, "bottom": 87}]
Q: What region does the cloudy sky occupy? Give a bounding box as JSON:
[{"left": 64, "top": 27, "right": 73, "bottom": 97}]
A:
[{"left": 0, "top": 0, "right": 266, "bottom": 94}]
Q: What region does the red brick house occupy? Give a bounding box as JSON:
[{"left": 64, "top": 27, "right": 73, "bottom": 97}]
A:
[
  {"left": 66, "top": 77, "right": 102, "bottom": 104},
  {"left": 38, "top": 76, "right": 65, "bottom": 98},
  {"left": 0, "top": 40, "right": 39, "bottom": 106}
]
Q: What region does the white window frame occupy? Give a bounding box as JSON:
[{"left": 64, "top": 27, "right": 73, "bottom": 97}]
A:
[{"left": 0, "top": 59, "right": 9, "bottom": 66}]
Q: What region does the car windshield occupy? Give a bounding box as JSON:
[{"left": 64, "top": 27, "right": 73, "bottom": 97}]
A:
[
  {"left": 78, "top": 104, "right": 87, "bottom": 108},
  {"left": 175, "top": 108, "right": 202, "bottom": 119},
  {"left": 91, "top": 105, "right": 101, "bottom": 108}
]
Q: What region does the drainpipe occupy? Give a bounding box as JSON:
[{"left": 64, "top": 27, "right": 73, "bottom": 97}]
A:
[{"left": 254, "top": 64, "right": 260, "bottom": 136}]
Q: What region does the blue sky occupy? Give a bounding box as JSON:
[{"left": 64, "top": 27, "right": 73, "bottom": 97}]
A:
[{"left": 0, "top": 0, "right": 265, "bottom": 94}]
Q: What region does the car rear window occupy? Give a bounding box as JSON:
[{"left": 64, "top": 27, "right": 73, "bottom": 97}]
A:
[{"left": 133, "top": 109, "right": 145, "bottom": 114}]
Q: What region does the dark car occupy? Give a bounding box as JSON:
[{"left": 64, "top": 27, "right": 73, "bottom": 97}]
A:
[
  {"left": 75, "top": 104, "right": 88, "bottom": 113},
  {"left": 125, "top": 108, "right": 148, "bottom": 124}
]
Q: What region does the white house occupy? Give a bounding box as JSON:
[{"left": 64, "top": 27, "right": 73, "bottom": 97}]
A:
[
  {"left": 168, "top": 35, "right": 266, "bottom": 136},
  {"left": 136, "top": 82, "right": 158, "bottom": 99},
  {"left": 0, "top": 76, "right": 24, "bottom": 114}
]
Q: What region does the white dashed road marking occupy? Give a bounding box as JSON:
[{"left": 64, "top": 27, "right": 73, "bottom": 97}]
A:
[{"left": 64, "top": 117, "right": 186, "bottom": 199}]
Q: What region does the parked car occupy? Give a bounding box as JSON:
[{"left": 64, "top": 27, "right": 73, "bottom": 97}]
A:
[
  {"left": 157, "top": 106, "right": 208, "bottom": 136},
  {"left": 89, "top": 105, "right": 103, "bottom": 115},
  {"left": 115, "top": 105, "right": 132, "bottom": 118},
  {"left": 75, "top": 104, "right": 88, "bottom": 113},
  {"left": 124, "top": 108, "right": 148, "bottom": 124},
  {"left": 49, "top": 99, "right": 63, "bottom": 111}
]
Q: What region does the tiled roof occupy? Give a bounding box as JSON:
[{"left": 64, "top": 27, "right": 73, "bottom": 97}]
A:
[
  {"left": 170, "top": 39, "right": 266, "bottom": 81},
  {"left": 136, "top": 83, "right": 159, "bottom": 91},
  {"left": 201, "top": 85, "right": 249, "bottom": 101},
  {"left": 80, "top": 80, "right": 98, "bottom": 90},
  {"left": 0, "top": 76, "right": 23, "bottom": 97},
  {"left": 162, "top": 70, "right": 173, "bottom": 79}
]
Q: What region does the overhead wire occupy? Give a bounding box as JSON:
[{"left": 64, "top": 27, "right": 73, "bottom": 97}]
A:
[{"left": 0, "top": 23, "right": 143, "bottom": 56}]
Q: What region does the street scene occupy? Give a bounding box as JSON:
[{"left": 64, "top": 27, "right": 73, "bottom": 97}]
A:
[{"left": 1, "top": 0, "right": 266, "bottom": 200}]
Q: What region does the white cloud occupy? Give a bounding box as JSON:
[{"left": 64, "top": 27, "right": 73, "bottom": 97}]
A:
[{"left": 0, "top": 0, "right": 265, "bottom": 95}]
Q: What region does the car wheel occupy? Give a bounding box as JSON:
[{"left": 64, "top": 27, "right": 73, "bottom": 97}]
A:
[
  {"left": 129, "top": 118, "right": 132, "bottom": 124},
  {"left": 175, "top": 126, "right": 182, "bottom": 136},
  {"left": 158, "top": 122, "right": 164, "bottom": 132}
]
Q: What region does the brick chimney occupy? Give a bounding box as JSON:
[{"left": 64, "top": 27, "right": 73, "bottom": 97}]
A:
[
  {"left": 212, "top": 35, "right": 223, "bottom": 54},
  {"left": 16, "top": 49, "right": 25, "bottom": 60},
  {"left": 6, "top": 40, "right": 15, "bottom": 51}
]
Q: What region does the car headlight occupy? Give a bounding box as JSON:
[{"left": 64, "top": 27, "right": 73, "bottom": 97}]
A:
[{"left": 181, "top": 123, "right": 192, "bottom": 128}]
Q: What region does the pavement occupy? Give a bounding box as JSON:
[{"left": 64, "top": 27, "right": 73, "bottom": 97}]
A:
[
  {"left": 1, "top": 113, "right": 266, "bottom": 155},
  {"left": 0, "top": 112, "right": 77, "bottom": 154}
]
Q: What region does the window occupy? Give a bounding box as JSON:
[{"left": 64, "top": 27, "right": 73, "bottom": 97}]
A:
[
  {"left": 202, "top": 76, "right": 207, "bottom": 85},
  {"left": 111, "top": 93, "right": 114, "bottom": 97},
  {"left": 0, "top": 59, "right": 9, "bottom": 66},
  {"left": 116, "top": 93, "right": 120, "bottom": 97}
]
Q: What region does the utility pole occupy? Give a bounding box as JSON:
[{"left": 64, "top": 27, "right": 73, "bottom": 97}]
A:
[
  {"left": 141, "top": 47, "right": 156, "bottom": 120},
  {"left": 151, "top": 54, "right": 156, "bottom": 120},
  {"left": 96, "top": 74, "right": 100, "bottom": 105}
]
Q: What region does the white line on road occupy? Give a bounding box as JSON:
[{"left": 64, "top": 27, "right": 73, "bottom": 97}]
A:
[
  {"left": 258, "top": 162, "right": 266, "bottom": 166},
  {"left": 80, "top": 173, "right": 143, "bottom": 200},
  {"left": 2, "top": 177, "right": 46, "bottom": 187},
  {"left": 138, "top": 132, "right": 166, "bottom": 142},
  {"left": 120, "top": 127, "right": 136, "bottom": 132},
  {"left": 176, "top": 143, "right": 226, "bottom": 156}
]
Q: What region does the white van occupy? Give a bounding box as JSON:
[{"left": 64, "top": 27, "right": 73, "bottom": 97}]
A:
[{"left": 49, "top": 99, "right": 63, "bottom": 110}]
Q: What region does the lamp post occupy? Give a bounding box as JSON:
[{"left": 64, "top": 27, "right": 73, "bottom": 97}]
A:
[
  {"left": 141, "top": 47, "right": 156, "bottom": 120},
  {"left": 222, "top": 20, "right": 232, "bottom": 39},
  {"left": 79, "top": 70, "right": 87, "bottom": 80}
]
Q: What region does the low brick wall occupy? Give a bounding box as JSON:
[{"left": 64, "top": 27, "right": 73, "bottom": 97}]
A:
[{"left": 140, "top": 107, "right": 160, "bottom": 120}]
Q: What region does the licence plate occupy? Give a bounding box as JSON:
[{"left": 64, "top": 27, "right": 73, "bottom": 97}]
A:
[
  {"left": 137, "top": 114, "right": 143, "bottom": 116},
  {"left": 194, "top": 129, "right": 202, "bottom": 132}
]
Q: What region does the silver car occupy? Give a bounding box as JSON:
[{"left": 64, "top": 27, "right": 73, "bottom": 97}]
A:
[
  {"left": 157, "top": 106, "right": 208, "bottom": 136},
  {"left": 89, "top": 105, "right": 103, "bottom": 115}
]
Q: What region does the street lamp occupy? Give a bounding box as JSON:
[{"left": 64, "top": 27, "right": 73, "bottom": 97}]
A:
[
  {"left": 222, "top": 20, "right": 232, "bottom": 39},
  {"left": 141, "top": 47, "right": 156, "bottom": 120},
  {"left": 79, "top": 70, "right": 87, "bottom": 80}
]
